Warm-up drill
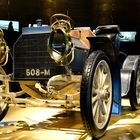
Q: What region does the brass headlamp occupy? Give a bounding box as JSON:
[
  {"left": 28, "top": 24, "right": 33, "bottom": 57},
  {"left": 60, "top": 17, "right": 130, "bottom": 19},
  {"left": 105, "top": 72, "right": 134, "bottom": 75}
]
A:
[
  {"left": 48, "top": 14, "right": 74, "bottom": 66},
  {"left": 0, "top": 28, "right": 9, "bottom": 66}
]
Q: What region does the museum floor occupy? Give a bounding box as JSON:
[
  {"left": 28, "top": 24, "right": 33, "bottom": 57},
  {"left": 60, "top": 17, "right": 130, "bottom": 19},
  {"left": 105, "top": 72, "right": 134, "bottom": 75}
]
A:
[{"left": 0, "top": 99, "right": 140, "bottom": 140}]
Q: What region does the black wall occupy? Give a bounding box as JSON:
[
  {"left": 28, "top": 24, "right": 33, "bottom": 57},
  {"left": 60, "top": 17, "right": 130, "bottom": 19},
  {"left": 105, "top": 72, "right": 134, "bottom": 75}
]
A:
[
  {"left": 0, "top": 0, "right": 139, "bottom": 30},
  {"left": 89, "top": 0, "right": 139, "bottom": 30}
]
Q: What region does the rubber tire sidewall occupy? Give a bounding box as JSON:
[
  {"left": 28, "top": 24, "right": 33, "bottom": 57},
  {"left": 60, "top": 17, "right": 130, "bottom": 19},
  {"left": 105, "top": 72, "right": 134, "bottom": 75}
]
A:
[
  {"left": 80, "top": 50, "right": 113, "bottom": 138},
  {"left": 129, "top": 64, "right": 140, "bottom": 110}
]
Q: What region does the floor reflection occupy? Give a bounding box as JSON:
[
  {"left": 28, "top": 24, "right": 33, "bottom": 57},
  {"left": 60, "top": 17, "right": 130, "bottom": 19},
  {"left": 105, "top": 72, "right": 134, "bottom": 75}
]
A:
[{"left": 0, "top": 99, "right": 140, "bottom": 139}]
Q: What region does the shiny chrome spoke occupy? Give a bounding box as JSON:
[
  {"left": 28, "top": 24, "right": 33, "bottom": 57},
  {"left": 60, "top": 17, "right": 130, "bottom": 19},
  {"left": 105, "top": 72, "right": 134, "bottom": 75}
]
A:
[
  {"left": 94, "top": 70, "right": 100, "bottom": 89},
  {"left": 98, "top": 67, "right": 103, "bottom": 86},
  {"left": 94, "top": 103, "right": 104, "bottom": 124},
  {"left": 101, "top": 73, "right": 108, "bottom": 87},
  {"left": 94, "top": 102, "right": 100, "bottom": 123},
  {"left": 93, "top": 96, "right": 107, "bottom": 124},
  {"left": 100, "top": 70, "right": 107, "bottom": 88},
  {"left": 98, "top": 109, "right": 103, "bottom": 123},
  {"left": 99, "top": 101, "right": 105, "bottom": 115},
  {"left": 96, "top": 67, "right": 108, "bottom": 90},
  {"left": 102, "top": 101, "right": 108, "bottom": 115},
  {"left": 92, "top": 94, "right": 98, "bottom": 104},
  {"left": 93, "top": 100, "right": 99, "bottom": 118}
]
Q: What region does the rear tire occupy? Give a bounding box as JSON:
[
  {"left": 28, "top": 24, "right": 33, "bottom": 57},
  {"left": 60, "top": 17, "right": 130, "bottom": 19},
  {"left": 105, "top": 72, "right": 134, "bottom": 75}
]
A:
[
  {"left": 80, "top": 51, "right": 113, "bottom": 138},
  {"left": 129, "top": 63, "right": 140, "bottom": 110}
]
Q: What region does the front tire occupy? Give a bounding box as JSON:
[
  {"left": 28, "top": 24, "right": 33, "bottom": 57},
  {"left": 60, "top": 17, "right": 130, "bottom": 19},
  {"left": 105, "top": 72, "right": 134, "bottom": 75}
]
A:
[
  {"left": 0, "top": 66, "right": 9, "bottom": 120},
  {"left": 80, "top": 51, "right": 113, "bottom": 138}
]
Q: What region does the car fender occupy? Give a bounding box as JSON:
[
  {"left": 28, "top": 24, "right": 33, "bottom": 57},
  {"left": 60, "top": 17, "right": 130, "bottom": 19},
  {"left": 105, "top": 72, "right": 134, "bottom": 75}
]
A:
[{"left": 121, "top": 55, "right": 140, "bottom": 96}]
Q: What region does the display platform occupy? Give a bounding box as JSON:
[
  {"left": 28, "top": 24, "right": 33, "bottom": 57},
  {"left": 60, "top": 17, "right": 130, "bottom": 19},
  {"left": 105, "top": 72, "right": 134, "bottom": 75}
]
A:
[{"left": 0, "top": 99, "right": 140, "bottom": 140}]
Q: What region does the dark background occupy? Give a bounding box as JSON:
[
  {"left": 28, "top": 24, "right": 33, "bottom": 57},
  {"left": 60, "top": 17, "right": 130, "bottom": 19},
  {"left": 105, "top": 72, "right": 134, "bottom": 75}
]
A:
[{"left": 0, "top": 0, "right": 139, "bottom": 31}]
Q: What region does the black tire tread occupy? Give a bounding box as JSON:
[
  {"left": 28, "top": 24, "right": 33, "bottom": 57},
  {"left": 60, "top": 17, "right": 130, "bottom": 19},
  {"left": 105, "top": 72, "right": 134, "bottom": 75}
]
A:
[{"left": 80, "top": 50, "right": 113, "bottom": 138}]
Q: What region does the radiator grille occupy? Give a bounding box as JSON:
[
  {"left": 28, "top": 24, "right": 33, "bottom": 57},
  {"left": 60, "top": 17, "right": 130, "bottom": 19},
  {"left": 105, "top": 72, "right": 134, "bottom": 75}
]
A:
[{"left": 13, "top": 33, "right": 65, "bottom": 80}]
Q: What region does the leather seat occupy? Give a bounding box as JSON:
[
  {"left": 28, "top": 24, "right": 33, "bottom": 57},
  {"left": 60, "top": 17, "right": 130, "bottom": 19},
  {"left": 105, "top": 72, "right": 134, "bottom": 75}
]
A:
[{"left": 95, "top": 25, "right": 120, "bottom": 35}]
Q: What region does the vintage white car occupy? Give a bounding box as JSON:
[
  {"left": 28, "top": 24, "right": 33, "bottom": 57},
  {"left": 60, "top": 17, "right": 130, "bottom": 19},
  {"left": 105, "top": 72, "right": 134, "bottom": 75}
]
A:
[{"left": 0, "top": 14, "right": 140, "bottom": 139}]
